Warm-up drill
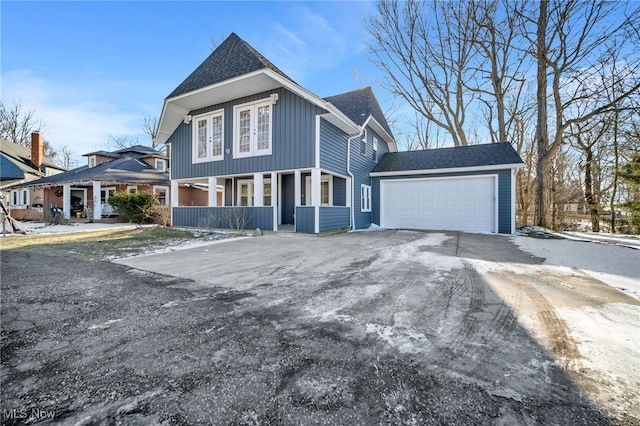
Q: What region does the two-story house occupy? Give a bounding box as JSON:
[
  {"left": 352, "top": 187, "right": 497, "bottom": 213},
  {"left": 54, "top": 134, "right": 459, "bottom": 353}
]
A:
[{"left": 158, "top": 33, "right": 523, "bottom": 234}]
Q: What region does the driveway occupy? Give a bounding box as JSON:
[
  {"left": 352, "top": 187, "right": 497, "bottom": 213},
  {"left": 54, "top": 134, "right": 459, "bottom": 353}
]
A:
[{"left": 2, "top": 230, "right": 638, "bottom": 424}]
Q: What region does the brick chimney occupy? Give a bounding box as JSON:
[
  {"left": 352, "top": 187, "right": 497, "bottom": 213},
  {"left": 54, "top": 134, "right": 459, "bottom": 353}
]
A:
[{"left": 31, "top": 132, "right": 45, "bottom": 171}]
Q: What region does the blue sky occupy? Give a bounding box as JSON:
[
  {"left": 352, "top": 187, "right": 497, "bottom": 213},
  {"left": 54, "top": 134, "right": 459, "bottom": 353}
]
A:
[{"left": 2, "top": 1, "right": 390, "bottom": 166}]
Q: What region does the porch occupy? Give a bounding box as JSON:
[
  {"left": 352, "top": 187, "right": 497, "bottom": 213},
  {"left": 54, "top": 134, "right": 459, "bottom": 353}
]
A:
[{"left": 171, "top": 169, "right": 352, "bottom": 233}]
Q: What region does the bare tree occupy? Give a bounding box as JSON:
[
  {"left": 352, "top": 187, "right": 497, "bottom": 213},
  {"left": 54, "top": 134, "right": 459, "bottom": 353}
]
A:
[
  {"left": 59, "top": 145, "right": 75, "bottom": 170},
  {"left": 0, "top": 101, "right": 45, "bottom": 147},
  {"left": 529, "top": 0, "right": 640, "bottom": 229},
  {"left": 108, "top": 134, "right": 139, "bottom": 150},
  {"left": 368, "top": 0, "right": 478, "bottom": 146},
  {"left": 143, "top": 114, "right": 165, "bottom": 153}
]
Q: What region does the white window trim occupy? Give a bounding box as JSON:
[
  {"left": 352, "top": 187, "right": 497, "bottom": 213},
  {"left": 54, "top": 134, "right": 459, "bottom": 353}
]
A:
[
  {"left": 153, "top": 185, "right": 169, "bottom": 205},
  {"left": 373, "top": 138, "right": 378, "bottom": 162},
  {"left": 88, "top": 155, "right": 97, "bottom": 168},
  {"left": 101, "top": 187, "right": 116, "bottom": 204},
  {"left": 361, "top": 184, "right": 371, "bottom": 212},
  {"left": 305, "top": 175, "right": 333, "bottom": 206},
  {"left": 10, "top": 189, "right": 30, "bottom": 209},
  {"left": 127, "top": 185, "right": 138, "bottom": 193},
  {"left": 233, "top": 99, "right": 273, "bottom": 159},
  {"left": 155, "top": 158, "right": 167, "bottom": 172},
  {"left": 192, "top": 109, "right": 224, "bottom": 164},
  {"left": 236, "top": 178, "right": 272, "bottom": 206}
]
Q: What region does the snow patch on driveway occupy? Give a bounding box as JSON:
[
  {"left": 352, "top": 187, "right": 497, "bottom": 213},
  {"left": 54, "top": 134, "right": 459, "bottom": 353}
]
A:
[{"left": 511, "top": 236, "right": 640, "bottom": 300}]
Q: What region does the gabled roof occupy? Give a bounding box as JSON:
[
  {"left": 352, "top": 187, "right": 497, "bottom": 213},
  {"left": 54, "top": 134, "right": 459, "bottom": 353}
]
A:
[
  {"left": 24, "top": 156, "right": 169, "bottom": 187},
  {"left": 371, "top": 143, "right": 524, "bottom": 176},
  {"left": 0, "top": 138, "right": 64, "bottom": 177},
  {"left": 157, "top": 33, "right": 362, "bottom": 144},
  {"left": 167, "top": 33, "right": 293, "bottom": 99},
  {"left": 84, "top": 145, "right": 166, "bottom": 159},
  {"left": 325, "top": 87, "right": 394, "bottom": 140}
]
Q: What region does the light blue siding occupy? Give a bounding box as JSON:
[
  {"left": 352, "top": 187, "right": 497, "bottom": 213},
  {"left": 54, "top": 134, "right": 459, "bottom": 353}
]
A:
[
  {"left": 295, "top": 206, "right": 315, "bottom": 233},
  {"left": 371, "top": 169, "right": 514, "bottom": 234},
  {"left": 169, "top": 88, "right": 324, "bottom": 179},
  {"left": 319, "top": 206, "right": 350, "bottom": 232},
  {"left": 172, "top": 206, "right": 274, "bottom": 231}
]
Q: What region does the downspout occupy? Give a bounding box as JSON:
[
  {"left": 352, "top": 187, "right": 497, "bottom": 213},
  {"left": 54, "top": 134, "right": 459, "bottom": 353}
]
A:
[{"left": 346, "top": 132, "right": 362, "bottom": 231}]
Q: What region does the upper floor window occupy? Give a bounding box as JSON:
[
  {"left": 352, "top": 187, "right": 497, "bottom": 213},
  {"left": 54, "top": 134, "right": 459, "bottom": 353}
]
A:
[
  {"left": 373, "top": 138, "right": 378, "bottom": 162},
  {"left": 233, "top": 99, "right": 272, "bottom": 158},
  {"left": 155, "top": 159, "right": 167, "bottom": 172},
  {"left": 88, "top": 156, "right": 97, "bottom": 168},
  {"left": 361, "top": 138, "right": 367, "bottom": 156},
  {"left": 192, "top": 110, "right": 224, "bottom": 163}
]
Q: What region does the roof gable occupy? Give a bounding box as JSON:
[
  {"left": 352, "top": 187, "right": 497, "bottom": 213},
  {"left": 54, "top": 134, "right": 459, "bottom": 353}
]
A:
[
  {"left": 325, "top": 87, "right": 394, "bottom": 140},
  {"left": 0, "top": 138, "right": 63, "bottom": 175},
  {"left": 372, "top": 143, "right": 524, "bottom": 174},
  {"left": 167, "top": 33, "right": 293, "bottom": 99}
]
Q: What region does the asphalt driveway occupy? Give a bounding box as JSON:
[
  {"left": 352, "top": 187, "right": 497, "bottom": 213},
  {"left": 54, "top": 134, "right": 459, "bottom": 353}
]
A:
[{"left": 2, "top": 230, "right": 638, "bottom": 424}]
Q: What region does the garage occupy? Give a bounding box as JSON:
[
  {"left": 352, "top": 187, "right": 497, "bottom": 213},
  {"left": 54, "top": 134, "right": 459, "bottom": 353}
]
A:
[
  {"left": 380, "top": 176, "right": 496, "bottom": 233},
  {"left": 370, "top": 143, "right": 524, "bottom": 234}
]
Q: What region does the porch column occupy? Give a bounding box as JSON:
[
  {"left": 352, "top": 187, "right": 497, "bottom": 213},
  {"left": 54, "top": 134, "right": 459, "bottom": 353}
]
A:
[
  {"left": 171, "top": 180, "right": 179, "bottom": 207},
  {"left": 311, "top": 168, "right": 321, "bottom": 233},
  {"left": 294, "top": 170, "right": 301, "bottom": 207},
  {"left": 92, "top": 181, "right": 102, "bottom": 220},
  {"left": 254, "top": 173, "right": 263, "bottom": 207},
  {"left": 62, "top": 183, "right": 71, "bottom": 219},
  {"left": 271, "top": 172, "right": 278, "bottom": 231},
  {"left": 208, "top": 177, "right": 217, "bottom": 207}
]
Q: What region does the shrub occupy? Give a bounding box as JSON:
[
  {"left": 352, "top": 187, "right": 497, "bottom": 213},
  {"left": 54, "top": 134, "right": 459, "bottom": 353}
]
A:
[{"left": 108, "top": 191, "right": 159, "bottom": 224}]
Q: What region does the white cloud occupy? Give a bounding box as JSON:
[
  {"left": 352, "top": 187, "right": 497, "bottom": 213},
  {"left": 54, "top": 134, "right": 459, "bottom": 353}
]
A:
[{"left": 2, "top": 69, "right": 145, "bottom": 165}]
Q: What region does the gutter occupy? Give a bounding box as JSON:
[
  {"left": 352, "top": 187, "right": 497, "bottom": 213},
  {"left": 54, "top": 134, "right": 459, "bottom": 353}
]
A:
[{"left": 346, "top": 132, "right": 363, "bottom": 231}]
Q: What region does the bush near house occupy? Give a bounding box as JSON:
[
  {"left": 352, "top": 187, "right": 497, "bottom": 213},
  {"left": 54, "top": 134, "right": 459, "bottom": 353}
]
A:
[{"left": 108, "top": 191, "right": 163, "bottom": 224}]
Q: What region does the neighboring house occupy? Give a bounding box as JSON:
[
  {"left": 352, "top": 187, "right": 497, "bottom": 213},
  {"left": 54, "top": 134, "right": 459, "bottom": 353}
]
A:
[
  {"left": 20, "top": 145, "right": 170, "bottom": 220},
  {"left": 1, "top": 133, "right": 65, "bottom": 220},
  {"left": 157, "top": 33, "right": 523, "bottom": 234}
]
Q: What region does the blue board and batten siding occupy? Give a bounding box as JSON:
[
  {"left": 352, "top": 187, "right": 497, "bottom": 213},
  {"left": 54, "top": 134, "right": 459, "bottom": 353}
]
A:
[
  {"left": 371, "top": 169, "right": 513, "bottom": 234},
  {"left": 350, "top": 127, "right": 390, "bottom": 230},
  {"left": 169, "top": 88, "right": 325, "bottom": 179},
  {"left": 173, "top": 206, "right": 274, "bottom": 231},
  {"left": 295, "top": 206, "right": 315, "bottom": 233},
  {"left": 319, "top": 207, "right": 350, "bottom": 232}
]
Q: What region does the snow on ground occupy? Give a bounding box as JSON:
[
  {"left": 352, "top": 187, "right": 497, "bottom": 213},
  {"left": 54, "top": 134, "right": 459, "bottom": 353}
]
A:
[
  {"left": 9, "top": 221, "right": 141, "bottom": 235},
  {"left": 557, "top": 231, "right": 640, "bottom": 250},
  {"left": 511, "top": 235, "right": 640, "bottom": 300}
]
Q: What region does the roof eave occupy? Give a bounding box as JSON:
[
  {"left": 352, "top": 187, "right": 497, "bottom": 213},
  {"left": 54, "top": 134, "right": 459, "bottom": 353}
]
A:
[
  {"left": 370, "top": 162, "right": 525, "bottom": 177},
  {"left": 362, "top": 115, "right": 397, "bottom": 152}
]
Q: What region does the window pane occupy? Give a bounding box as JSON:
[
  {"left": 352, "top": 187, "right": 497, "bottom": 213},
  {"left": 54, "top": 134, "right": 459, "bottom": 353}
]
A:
[
  {"left": 239, "top": 110, "right": 251, "bottom": 153},
  {"left": 361, "top": 140, "right": 366, "bottom": 155},
  {"left": 321, "top": 181, "right": 329, "bottom": 204},
  {"left": 257, "top": 105, "right": 270, "bottom": 150},
  {"left": 211, "top": 115, "right": 223, "bottom": 157},
  {"left": 264, "top": 183, "right": 271, "bottom": 206},
  {"left": 197, "top": 119, "right": 208, "bottom": 159}
]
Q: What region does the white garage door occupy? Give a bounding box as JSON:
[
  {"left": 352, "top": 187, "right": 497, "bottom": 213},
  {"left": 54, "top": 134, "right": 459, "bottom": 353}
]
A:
[{"left": 380, "top": 176, "right": 497, "bottom": 233}]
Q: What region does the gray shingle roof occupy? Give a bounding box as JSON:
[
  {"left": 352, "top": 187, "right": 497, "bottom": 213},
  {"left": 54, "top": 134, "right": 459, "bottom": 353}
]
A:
[
  {"left": 372, "top": 143, "right": 523, "bottom": 173},
  {"left": 167, "top": 33, "right": 294, "bottom": 99},
  {"left": 324, "top": 87, "right": 394, "bottom": 139},
  {"left": 23, "top": 156, "right": 168, "bottom": 187},
  {"left": 0, "top": 138, "right": 63, "bottom": 175}
]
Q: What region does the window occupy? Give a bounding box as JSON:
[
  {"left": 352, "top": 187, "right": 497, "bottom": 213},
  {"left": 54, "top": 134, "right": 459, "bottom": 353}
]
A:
[
  {"left": 101, "top": 187, "right": 116, "bottom": 204},
  {"left": 10, "top": 189, "right": 29, "bottom": 209},
  {"left": 192, "top": 110, "right": 224, "bottom": 163},
  {"left": 153, "top": 186, "right": 169, "bottom": 205},
  {"left": 155, "top": 159, "right": 167, "bottom": 172},
  {"left": 127, "top": 186, "right": 137, "bottom": 194},
  {"left": 361, "top": 184, "right": 371, "bottom": 212},
  {"left": 361, "top": 138, "right": 367, "bottom": 156},
  {"left": 305, "top": 175, "right": 333, "bottom": 206},
  {"left": 264, "top": 180, "right": 271, "bottom": 206},
  {"left": 88, "top": 156, "right": 96, "bottom": 168},
  {"left": 373, "top": 138, "right": 378, "bottom": 162},
  {"left": 233, "top": 99, "right": 272, "bottom": 158}
]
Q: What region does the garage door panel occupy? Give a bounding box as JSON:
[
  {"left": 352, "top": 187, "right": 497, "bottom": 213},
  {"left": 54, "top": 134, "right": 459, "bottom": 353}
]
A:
[{"left": 381, "top": 176, "right": 496, "bottom": 233}]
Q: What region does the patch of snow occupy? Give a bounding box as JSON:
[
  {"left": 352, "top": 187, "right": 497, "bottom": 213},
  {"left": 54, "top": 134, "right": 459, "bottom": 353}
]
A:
[
  {"left": 365, "top": 323, "right": 434, "bottom": 354},
  {"left": 557, "top": 231, "right": 640, "bottom": 250},
  {"left": 351, "top": 223, "right": 386, "bottom": 232},
  {"left": 511, "top": 235, "right": 640, "bottom": 300},
  {"left": 19, "top": 221, "right": 141, "bottom": 235}
]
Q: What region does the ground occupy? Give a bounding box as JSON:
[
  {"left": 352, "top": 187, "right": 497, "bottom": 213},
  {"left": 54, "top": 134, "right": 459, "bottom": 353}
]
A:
[{"left": 1, "top": 228, "right": 638, "bottom": 425}]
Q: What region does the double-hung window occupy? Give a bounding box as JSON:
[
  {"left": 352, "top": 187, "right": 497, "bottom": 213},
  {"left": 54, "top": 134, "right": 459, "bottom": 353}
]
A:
[
  {"left": 373, "top": 138, "right": 378, "bottom": 162},
  {"left": 193, "top": 109, "right": 224, "bottom": 163},
  {"left": 361, "top": 184, "right": 371, "bottom": 212},
  {"left": 233, "top": 99, "right": 272, "bottom": 158}
]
